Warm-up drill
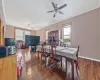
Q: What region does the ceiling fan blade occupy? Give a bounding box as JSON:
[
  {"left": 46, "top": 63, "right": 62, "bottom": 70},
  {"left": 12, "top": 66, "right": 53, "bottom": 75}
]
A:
[
  {"left": 47, "top": 10, "right": 54, "bottom": 13},
  {"left": 58, "top": 11, "right": 64, "bottom": 15},
  {"left": 53, "top": 13, "right": 56, "bottom": 18},
  {"left": 31, "top": 27, "right": 34, "bottom": 29},
  {"left": 51, "top": 2, "right": 56, "bottom": 9},
  {"left": 58, "top": 4, "right": 67, "bottom": 10}
]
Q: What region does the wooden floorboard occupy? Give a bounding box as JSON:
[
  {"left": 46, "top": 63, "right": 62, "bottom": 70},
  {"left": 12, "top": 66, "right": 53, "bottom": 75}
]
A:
[
  {"left": 78, "top": 58, "right": 100, "bottom": 80},
  {"left": 18, "top": 49, "right": 100, "bottom": 80}
]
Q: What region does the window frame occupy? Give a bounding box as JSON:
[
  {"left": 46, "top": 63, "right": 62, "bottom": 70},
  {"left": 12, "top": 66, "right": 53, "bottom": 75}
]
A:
[
  {"left": 15, "top": 29, "right": 30, "bottom": 41},
  {"left": 62, "top": 24, "right": 72, "bottom": 45}
]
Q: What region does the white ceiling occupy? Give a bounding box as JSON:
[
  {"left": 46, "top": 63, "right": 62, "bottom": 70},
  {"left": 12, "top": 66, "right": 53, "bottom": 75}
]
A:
[
  {"left": 99, "top": 0, "right": 100, "bottom": 6},
  {"left": 2, "top": 0, "right": 100, "bottom": 30}
]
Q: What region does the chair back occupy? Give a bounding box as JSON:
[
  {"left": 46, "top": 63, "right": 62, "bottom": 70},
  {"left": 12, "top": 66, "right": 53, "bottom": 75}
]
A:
[
  {"left": 50, "top": 44, "right": 56, "bottom": 57},
  {"left": 75, "top": 46, "right": 80, "bottom": 61},
  {"left": 41, "top": 44, "right": 45, "bottom": 53},
  {"left": 69, "top": 45, "right": 80, "bottom": 61},
  {"left": 76, "top": 46, "right": 80, "bottom": 57},
  {"left": 43, "top": 45, "right": 51, "bottom": 53}
]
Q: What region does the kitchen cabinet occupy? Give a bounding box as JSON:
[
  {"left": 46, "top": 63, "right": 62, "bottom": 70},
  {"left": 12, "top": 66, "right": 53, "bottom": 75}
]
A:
[{"left": 0, "top": 55, "right": 17, "bottom": 80}]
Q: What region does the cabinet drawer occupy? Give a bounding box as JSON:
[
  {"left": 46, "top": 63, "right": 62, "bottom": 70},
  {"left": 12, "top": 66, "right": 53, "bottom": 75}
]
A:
[
  {"left": 0, "top": 60, "right": 3, "bottom": 65},
  {"left": 12, "top": 58, "right": 17, "bottom": 64},
  {"left": 0, "top": 65, "right": 3, "bottom": 70}
]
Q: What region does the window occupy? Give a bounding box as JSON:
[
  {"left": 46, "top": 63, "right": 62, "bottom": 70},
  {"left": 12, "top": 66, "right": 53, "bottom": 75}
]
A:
[
  {"left": 45, "top": 30, "right": 49, "bottom": 40},
  {"left": 16, "top": 29, "right": 24, "bottom": 40},
  {"left": 15, "top": 29, "right": 30, "bottom": 41},
  {"left": 24, "top": 30, "right": 30, "bottom": 41},
  {"left": 63, "top": 25, "right": 71, "bottom": 45}
]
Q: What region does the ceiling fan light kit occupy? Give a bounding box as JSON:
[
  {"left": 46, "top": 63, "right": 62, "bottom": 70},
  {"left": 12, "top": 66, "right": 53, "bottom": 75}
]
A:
[
  {"left": 47, "top": 2, "right": 67, "bottom": 18},
  {"left": 26, "top": 24, "right": 34, "bottom": 30}
]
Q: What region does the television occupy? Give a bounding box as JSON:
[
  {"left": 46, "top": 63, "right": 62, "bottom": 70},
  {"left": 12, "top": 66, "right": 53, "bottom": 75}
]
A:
[
  {"left": 25, "top": 35, "right": 40, "bottom": 46},
  {"left": 32, "top": 36, "right": 40, "bottom": 45},
  {"left": 5, "top": 38, "right": 15, "bottom": 46}
]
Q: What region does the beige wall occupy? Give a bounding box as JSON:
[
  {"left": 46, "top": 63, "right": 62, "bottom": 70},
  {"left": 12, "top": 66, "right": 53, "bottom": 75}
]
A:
[
  {"left": 36, "top": 8, "right": 100, "bottom": 60},
  {"left": 5, "top": 25, "right": 15, "bottom": 38},
  {"left": 98, "top": 8, "right": 100, "bottom": 58},
  {"left": 0, "top": 0, "right": 6, "bottom": 27},
  {"left": 5, "top": 25, "right": 36, "bottom": 38},
  {"left": 31, "top": 30, "right": 36, "bottom": 36}
]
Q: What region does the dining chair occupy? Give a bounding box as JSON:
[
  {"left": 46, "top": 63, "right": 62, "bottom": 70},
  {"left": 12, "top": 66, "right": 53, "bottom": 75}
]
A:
[
  {"left": 41, "top": 44, "right": 51, "bottom": 66},
  {"left": 36, "top": 45, "right": 42, "bottom": 60},
  {"left": 66, "top": 46, "right": 80, "bottom": 77},
  {"left": 36, "top": 41, "right": 47, "bottom": 58},
  {"left": 74, "top": 46, "right": 80, "bottom": 76},
  {"left": 49, "top": 44, "right": 62, "bottom": 69}
]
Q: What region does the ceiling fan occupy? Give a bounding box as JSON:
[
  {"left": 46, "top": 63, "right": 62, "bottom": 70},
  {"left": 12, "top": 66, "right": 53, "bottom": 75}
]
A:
[
  {"left": 26, "top": 24, "right": 34, "bottom": 29},
  {"left": 47, "top": 2, "right": 67, "bottom": 18}
]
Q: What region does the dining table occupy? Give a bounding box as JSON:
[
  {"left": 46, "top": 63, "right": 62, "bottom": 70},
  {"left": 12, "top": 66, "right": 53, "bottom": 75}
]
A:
[{"left": 36, "top": 45, "right": 78, "bottom": 80}]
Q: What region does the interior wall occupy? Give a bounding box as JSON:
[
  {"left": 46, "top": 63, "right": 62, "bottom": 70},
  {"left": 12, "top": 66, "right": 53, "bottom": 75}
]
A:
[
  {"left": 0, "top": 0, "right": 6, "bottom": 27},
  {"left": 0, "top": 0, "right": 3, "bottom": 19},
  {"left": 31, "top": 30, "right": 36, "bottom": 36},
  {"left": 36, "top": 8, "right": 100, "bottom": 60},
  {"left": 5, "top": 25, "right": 15, "bottom": 38},
  {"left": 98, "top": 7, "right": 100, "bottom": 58},
  {"left": 5, "top": 25, "right": 36, "bottom": 38}
]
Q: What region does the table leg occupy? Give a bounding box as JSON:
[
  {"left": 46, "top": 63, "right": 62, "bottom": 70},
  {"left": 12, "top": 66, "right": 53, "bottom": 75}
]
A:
[
  {"left": 38, "top": 52, "right": 39, "bottom": 60},
  {"left": 40, "top": 53, "right": 42, "bottom": 68},
  {"left": 71, "top": 60, "right": 74, "bottom": 80},
  {"left": 61, "top": 57, "right": 62, "bottom": 68},
  {"left": 45, "top": 56, "right": 46, "bottom": 66},
  {"left": 66, "top": 58, "right": 67, "bottom": 80}
]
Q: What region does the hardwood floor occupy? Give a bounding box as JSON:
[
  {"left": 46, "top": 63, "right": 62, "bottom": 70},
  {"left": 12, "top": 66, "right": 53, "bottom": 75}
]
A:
[
  {"left": 18, "top": 49, "right": 100, "bottom": 80},
  {"left": 78, "top": 58, "right": 100, "bottom": 80}
]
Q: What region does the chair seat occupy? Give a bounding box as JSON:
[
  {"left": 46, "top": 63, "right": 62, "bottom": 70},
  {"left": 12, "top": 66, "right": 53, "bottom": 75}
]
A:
[
  {"left": 42, "top": 52, "right": 50, "bottom": 57},
  {"left": 49, "top": 55, "right": 62, "bottom": 69},
  {"left": 66, "top": 57, "right": 72, "bottom": 62},
  {"left": 54, "top": 54, "right": 62, "bottom": 61},
  {"left": 36, "top": 50, "right": 44, "bottom": 53},
  {"left": 48, "top": 61, "right": 57, "bottom": 68}
]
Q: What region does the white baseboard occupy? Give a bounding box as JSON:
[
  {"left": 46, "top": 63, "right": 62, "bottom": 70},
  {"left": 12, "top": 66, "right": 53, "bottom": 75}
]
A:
[{"left": 79, "top": 56, "right": 100, "bottom": 62}]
